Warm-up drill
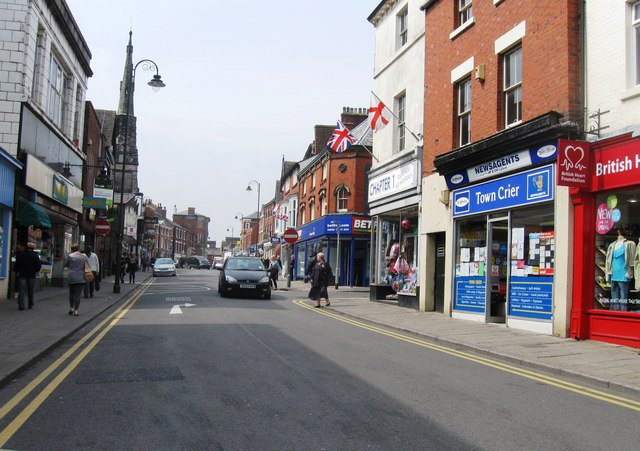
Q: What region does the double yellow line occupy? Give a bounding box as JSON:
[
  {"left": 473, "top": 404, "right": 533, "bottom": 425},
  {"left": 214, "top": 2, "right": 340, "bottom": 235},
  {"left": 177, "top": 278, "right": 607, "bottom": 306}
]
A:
[
  {"left": 0, "top": 279, "right": 154, "bottom": 447},
  {"left": 294, "top": 300, "right": 640, "bottom": 412}
]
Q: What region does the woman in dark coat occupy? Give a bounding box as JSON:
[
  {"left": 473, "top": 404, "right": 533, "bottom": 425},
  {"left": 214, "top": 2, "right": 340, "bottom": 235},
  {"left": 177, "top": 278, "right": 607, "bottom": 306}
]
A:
[{"left": 308, "top": 252, "right": 333, "bottom": 308}]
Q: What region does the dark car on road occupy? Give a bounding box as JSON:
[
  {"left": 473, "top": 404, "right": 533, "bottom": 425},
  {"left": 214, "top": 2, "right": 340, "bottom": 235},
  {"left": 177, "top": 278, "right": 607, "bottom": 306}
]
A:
[
  {"left": 216, "top": 256, "right": 271, "bottom": 299},
  {"left": 188, "top": 256, "right": 211, "bottom": 269}
]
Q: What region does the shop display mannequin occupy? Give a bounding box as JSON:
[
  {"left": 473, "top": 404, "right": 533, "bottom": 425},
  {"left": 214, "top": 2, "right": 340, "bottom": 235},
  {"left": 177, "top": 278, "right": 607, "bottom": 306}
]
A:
[{"left": 605, "top": 229, "right": 636, "bottom": 311}]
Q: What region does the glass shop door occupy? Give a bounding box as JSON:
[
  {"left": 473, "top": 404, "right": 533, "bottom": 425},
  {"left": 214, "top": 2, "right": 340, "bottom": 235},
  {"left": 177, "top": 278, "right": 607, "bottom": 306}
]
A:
[{"left": 486, "top": 217, "right": 509, "bottom": 323}]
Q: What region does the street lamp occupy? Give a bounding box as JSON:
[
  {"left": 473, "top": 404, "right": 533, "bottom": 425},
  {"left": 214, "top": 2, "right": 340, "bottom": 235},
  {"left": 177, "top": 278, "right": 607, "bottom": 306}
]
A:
[
  {"left": 246, "top": 180, "right": 261, "bottom": 247},
  {"left": 113, "top": 41, "right": 165, "bottom": 294},
  {"left": 329, "top": 220, "right": 341, "bottom": 290}
]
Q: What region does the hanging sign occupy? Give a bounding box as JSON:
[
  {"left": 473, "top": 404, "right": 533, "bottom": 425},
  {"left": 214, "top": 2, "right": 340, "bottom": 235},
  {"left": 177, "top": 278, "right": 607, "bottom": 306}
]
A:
[{"left": 557, "top": 139, "right": 590, "bottom": 189}]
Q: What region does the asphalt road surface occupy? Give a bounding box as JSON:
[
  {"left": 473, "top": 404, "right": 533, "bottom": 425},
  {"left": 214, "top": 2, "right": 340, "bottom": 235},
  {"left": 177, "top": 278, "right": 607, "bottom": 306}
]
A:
[{"left": 1, "top": 269, "right": 639, "bottom": 450}]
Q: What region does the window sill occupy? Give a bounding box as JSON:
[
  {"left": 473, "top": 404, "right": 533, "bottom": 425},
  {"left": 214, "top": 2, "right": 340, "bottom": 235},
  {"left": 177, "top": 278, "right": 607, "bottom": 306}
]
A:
[
  {"left": 620, "top": 85, "right": 640, "bottom": 101},
  {"left": 450, "top": 18, "right": 475, "bottom": 41}
]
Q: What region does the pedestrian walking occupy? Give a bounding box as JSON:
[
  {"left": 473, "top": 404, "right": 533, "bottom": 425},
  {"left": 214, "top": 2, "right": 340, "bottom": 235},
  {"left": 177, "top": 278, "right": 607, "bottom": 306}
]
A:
[
  {"left": 304, "top": 251, "right": 317, "bottom": 283},
  {"left": 289, "top": 254, "right": 295, "bottom": 281},
  {"left": 127, "top": 254, "right": 139, "bottom": 284},
  {"left": 15, "top": 242, "right": 42, "bottom": 310},
  {"left": 120, "top": 253, "right": 128, "bottom": 283},
  {"left": 268, "top": 255, "right": 281, "bottom": 290},
  {"left": 83, "top": 246, "right": 100, "bottom": 298},
  {"left": 65, "top": 244, "right": 88, "bottom": 316},
  {"left": 308, "top": 252, "right": 333, "bottom": 308}
]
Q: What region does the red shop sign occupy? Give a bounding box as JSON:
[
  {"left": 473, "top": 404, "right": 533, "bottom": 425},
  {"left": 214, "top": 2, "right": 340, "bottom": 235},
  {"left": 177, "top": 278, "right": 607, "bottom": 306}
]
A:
[
  {"left": 557, "top": 139, "right": 591, "bottom": 189},
  {"left": 590, "top": 138, "right": 640, "bottom": 191}
]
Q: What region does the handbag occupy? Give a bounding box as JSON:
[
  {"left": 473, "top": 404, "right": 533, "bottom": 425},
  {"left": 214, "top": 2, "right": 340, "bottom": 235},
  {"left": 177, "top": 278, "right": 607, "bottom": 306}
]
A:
[{"left": 84, "top": 261, "right": 94, "bottom": 283}]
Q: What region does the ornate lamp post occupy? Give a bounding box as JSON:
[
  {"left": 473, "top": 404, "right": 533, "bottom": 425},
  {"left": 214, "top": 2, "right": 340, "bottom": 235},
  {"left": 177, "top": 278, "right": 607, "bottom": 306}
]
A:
[{"left": 113, "top": 39, "right": 165, "bottom": 294}]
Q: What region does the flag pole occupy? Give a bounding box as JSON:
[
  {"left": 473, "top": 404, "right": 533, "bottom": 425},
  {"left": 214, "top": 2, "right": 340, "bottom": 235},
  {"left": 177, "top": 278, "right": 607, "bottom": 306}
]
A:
[
  {"left": 371, "top": 91, "right": 422, "bottom": 144},
  {"left": 354, "top": 126, "right": 379, "bottom": 162}
]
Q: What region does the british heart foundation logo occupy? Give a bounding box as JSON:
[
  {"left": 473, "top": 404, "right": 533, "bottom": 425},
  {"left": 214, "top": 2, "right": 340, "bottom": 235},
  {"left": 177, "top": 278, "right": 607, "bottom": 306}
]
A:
[{"left": 557, "top": 139, "right": 590, "bottom": 189}]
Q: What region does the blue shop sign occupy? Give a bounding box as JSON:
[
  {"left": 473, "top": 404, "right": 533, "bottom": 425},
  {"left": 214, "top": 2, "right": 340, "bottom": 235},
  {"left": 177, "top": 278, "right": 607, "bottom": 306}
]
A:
[
  {"left": 299, "top": 216, "right": 353, "bottom": 241},
  {"left": 454, "top": 276, "right": 486, "bottom": 313},
  {"left": 452, "top": 164, "right": 554, "bottom": 218},
  {"left": 445, "top": 141, "right": 557, "bottom": 190}
]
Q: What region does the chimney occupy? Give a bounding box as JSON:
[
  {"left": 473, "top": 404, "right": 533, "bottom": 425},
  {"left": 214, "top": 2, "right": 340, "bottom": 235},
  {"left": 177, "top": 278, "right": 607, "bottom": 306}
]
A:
[
  {"left": 188, "top": 207, "right": 195, "bottom": 215},
  {"left": 341, "top": 106, "right": 368, "bottom": 131}
]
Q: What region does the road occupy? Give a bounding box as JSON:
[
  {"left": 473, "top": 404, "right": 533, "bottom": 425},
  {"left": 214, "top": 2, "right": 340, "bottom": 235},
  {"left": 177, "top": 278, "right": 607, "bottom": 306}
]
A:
[{"left": 0, "top": 268, "right": 638, "bottom": 450}]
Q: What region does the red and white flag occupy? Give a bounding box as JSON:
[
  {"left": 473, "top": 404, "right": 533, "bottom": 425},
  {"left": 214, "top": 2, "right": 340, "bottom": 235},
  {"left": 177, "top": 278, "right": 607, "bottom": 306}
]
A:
[{"left": 368, "top": 92, "right": 391, "bottom": 132}]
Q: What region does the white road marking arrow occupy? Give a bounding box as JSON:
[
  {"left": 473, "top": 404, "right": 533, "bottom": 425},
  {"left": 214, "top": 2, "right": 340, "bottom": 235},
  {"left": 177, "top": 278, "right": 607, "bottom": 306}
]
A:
[{"left": 169, "top": 303, "right": 197, "bottom": 314}]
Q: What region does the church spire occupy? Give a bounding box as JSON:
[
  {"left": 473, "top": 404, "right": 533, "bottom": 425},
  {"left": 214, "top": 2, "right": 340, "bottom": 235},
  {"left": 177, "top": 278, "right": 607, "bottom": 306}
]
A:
[{"left": 117, "top": 31, "right": 134, "bottom": 115}]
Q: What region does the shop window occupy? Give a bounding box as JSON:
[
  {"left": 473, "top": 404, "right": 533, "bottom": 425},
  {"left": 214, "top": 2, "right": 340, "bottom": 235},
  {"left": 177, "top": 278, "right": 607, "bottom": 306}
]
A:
[
  {"left": 454, "top": 218, "right": 487, "bottom": 312},
  {"left": 503, "top": 46, "right": 522, "bottom": 127},
  {"left": 509, "top": 205, "right": 554, "bottom": 320},
  {"left": 593, "top": 190, "right": 640, "bottom": 313}
]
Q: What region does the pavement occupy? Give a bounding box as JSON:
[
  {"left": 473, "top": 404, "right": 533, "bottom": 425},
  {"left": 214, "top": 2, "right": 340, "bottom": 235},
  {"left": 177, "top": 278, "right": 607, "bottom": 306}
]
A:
[{"left": 1, "top": 273, "right": 639, "bottom": 395}]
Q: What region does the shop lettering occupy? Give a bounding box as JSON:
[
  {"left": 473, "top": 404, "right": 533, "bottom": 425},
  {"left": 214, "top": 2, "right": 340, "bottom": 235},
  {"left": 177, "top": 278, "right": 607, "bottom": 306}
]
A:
[
  {"left": 369, "top": 176, "right": 393, "bottom": 196},
  {"left": 474, "top": 155, "right": 520, "bottom": 175},
  {"left": 474, "top": 185, "right": 520, "bottom": 204},
  {"left": 595, "top": 154, "right": 640, "bottom": 176},
  {"left": 597, "top": 208, "right": 612, "bottom": 221},
  {"left": 354, "top": 219, "right": 372, "bottom": 229}
]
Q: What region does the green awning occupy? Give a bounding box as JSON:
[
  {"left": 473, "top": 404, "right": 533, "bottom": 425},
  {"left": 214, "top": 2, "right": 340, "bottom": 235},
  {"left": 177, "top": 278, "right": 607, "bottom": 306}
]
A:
[{"left": 16, "top": 198, "right": 52, "bottom": 229}]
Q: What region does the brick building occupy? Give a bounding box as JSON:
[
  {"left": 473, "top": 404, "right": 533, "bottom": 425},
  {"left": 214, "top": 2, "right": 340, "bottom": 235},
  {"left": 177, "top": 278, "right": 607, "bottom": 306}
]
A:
[
  {"left": 292, "top": 108, "right": 373, "bottom": 287},
  {"left": 420, "top": 0, "right": 582, "bottom": 337},
  {"left": 173, "top": 207, "right": 209, "bottom": 257}
]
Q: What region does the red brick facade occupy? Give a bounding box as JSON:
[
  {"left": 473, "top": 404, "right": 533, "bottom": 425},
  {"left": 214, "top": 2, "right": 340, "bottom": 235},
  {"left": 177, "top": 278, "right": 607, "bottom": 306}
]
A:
[{"left": 423, "top": 0, "right": 582, "bottom": 173}]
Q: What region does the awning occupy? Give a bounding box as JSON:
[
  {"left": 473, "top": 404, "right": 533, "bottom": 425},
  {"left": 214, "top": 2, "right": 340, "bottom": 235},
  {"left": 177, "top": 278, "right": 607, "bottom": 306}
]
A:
[{"left": 16, "top": 198, "right": 52, "bottom": 229}]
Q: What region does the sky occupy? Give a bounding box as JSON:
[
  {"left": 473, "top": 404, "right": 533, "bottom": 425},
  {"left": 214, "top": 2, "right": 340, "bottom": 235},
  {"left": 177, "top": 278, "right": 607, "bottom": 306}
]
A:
[{"left": 65, "top": 0, "right": 375, "bottom": 246}]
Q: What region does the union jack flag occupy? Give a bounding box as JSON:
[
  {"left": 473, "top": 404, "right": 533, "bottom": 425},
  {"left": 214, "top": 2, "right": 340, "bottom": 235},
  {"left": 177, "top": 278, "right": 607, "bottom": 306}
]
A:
[{"left": 327, "top": 121, "right": 355, "bottom": 153}]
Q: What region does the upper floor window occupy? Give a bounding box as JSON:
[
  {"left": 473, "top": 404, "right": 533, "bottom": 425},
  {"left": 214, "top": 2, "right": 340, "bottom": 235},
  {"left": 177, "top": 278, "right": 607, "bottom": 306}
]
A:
[
  {"left": 299, "top": 205, "right": 306, "bottom": 225},
  {"left": 303, "top": 178, "right": 307, "bottom": 195},
  {"left": 337, "top": 187, "right": 348, "bottom": 212},
  {"left": 309, "top": 199, "right": 315, "bottom": 221},
  {"left": 320, "top": 192, "right": 327, "bottom": 216},
  {"left": 48, "top": 54, "right": 66, "bottom": 129},
  {"left": 292, "top": 169, "right": 298, "bottom": 186},
  {"left": 285, "top": 177, "right": 290, "bottom": 191},
  {"left": 290, "top": 199, "right": 297, "bottom": 227},
  {"left": 322, "top": 161, "right": 328, "bottom": 180},
  {"left": 458, "top": 0, "right": 473, "bottom": 27},
  {"left": 312, "top": 171, "right": 317, "bottom": 188},
  {"left": 397, "top": 7, "right": 408, "bottom": 49},
  {"left": 457, "top": 77, "right": 472, "bottom": 146},
  {"left": 395, "top": 93, "right": 406, "bottom": 152},
  {"left": 633, "top": 1, "right": 640, "bottom": 86},
  {"left": 503, "top": 46, "right": 522, "bottom": 127}
]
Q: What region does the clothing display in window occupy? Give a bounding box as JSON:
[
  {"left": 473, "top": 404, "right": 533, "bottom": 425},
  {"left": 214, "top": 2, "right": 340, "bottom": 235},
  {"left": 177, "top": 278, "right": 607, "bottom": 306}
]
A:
[{"left": 605, "top": 233, "right": 636, "bottom": 311}]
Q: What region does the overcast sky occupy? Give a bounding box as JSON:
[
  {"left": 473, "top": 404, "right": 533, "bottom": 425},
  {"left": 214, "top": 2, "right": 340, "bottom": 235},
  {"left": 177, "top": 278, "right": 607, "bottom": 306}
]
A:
[{"left": 65, "top": 0, "right": 375, "bottom": 246}]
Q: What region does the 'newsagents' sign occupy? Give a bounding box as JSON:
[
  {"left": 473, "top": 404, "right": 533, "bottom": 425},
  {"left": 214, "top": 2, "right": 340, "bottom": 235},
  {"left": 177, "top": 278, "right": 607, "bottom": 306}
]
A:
[{"left": 452, "top": 165, "right": 554, "bottom": 218}]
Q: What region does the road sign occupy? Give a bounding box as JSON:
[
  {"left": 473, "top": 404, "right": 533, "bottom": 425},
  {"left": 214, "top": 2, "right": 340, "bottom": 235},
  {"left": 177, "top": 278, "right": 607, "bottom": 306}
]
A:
[
  {"left": 283, "top": 228, "right": 299, "bottom": 244},
  {"left": 95, "top": 219, "right": 111, "bottom": 236}
]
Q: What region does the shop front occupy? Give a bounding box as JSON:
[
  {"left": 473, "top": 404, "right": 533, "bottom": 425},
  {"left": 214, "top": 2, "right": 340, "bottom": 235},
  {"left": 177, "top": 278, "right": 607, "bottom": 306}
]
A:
[
  {"left": 450, "top": 163, "right": 557, "bottom": 334},
  {"left": 15, "top": 154, "right": 83, "bottom": 287},
  {"left": 294, "top": 214, "right": 371, "bottom": 287},
  {"left": 569, "top": 134, "right": 640, "bottom": 348},
  {"left": 0, "top": 147, "right": 23, "bottom": 300},
  {"left": 368, "top": 156, "right": 421, "bottom": 307}
]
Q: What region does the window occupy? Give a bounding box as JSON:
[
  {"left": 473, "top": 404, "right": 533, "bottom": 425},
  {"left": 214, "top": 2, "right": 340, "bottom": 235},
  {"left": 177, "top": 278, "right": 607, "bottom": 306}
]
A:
[
  {"left": 396, "top": 93, "right": 406, "bottom": 152},
  {"left": 337, "top": 187, "right": 348, "bottom": 212},
  {"left": 299, "top": 205, "right": 306, "bottom": 225},
  {"left": 309, "top": 199, "right": 315, "bottom": 221},
  {"left": 320, "top": 192, "right": 327, "bottom": 216},
  {"left": 503, "top": 46, "right": 522, "bottom": 126},
  {"left": 322, "top": 161, "right": 328, "bottom": 180},
  {"left": 312, "top": 172, "right": 316, "bottom": 188},
  {"left": 303, "top": 178, "right": 307, "bottom": 195},
  {"left": 457, "top": 77, "right": 472, "bottom": 146},
  {"left": 48, "top": 54, "right": 66, "bottom": 128},
  {"left": 397, "top": 7, "right": 408, "bottom": 48},
  {"left": 285, "top": 177, "right": 290, "bottom": 192},
  {"left": 633, "top": 1, "right": 640, "bottom": 86},
  {"left": 458, "top": 0, "right": 473, "bottom": 27}
]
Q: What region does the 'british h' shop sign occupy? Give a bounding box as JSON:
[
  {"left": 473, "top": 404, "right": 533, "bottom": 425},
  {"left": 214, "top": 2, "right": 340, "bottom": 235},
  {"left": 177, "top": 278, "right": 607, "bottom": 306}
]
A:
[{"left": 590, "top": 138, "right": 640, "bottom": 191}]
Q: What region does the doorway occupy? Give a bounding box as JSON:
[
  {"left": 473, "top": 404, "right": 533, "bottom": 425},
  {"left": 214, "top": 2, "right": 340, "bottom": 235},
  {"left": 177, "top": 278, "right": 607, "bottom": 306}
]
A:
[
  {"left": 434, "top": 232, "right": 445, "bottom": 313},
  {"left": 486, "top": 218, "right": 509, "bottom": 323}
]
